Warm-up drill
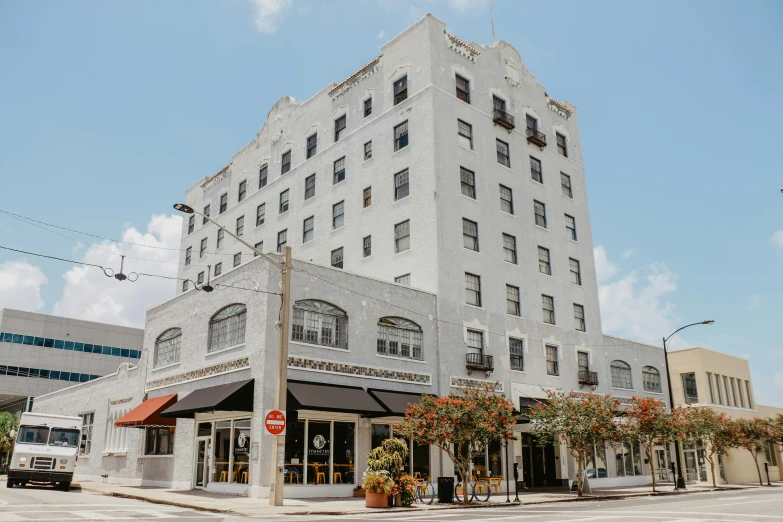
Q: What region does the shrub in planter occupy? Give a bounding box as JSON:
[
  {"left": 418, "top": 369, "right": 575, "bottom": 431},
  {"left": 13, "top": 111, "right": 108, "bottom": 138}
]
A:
[
  {"left": 392, "top": 473, "right": 418, "bottom": 507},
  {"left": 362, "top": 470, "right": 393, "bottom": 508}
]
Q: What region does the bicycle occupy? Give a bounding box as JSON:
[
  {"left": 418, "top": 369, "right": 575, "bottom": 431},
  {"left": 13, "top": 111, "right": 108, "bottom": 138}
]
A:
[
  {"left": 416, "top": 480, "right": 436, "bottom": 505},
  {"left": 453, "top": 478, "right": 491, "bottom": 503}
]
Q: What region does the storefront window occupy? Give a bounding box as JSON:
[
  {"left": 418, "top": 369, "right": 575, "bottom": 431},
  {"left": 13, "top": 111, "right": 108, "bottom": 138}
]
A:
[
  {"left": 197, "top": 422, "right": 211, "bottom": 437},
  {"left": 145, "top": 427, "right": 175, "bottom": 455},
  {"left": 232, "top": 419, "right": 250, "bottom": 484},
  {"left": 488, "top": 440, "right": 502, "bottom": 477},
  {"left": 472, "top": 448, "right": 487, "bottom": 477},
  {"left": 372, "top": 424, "right": 390, "bottom": 450},
  {"left": 584, "top": 443, "right": 608, "bottom": 478},
  {"left": 307, "top": 421, "right": 331, "bottom": 485},
  {"left": 412, "top": 439, "right": 430, "bottom": 480},
  {"left": 333, "top": 422, "right": 355, "bottom": 485},
  {"left": 284, "top": 420, "right": 305, "bottom": 484},
  {"left": 615, "top": 443, "right": 642, "bottom": 477},
  {"left": 214, "top": 421, "right": 232, "bottom": 482}
]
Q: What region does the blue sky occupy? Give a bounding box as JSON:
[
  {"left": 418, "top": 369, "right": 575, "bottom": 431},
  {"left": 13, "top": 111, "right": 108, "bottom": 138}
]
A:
[{"left": 1, "top": 0, "right": 781, "bottom": 402}]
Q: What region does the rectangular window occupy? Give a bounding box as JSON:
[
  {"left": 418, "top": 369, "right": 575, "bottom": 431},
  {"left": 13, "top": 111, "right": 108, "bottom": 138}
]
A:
[
  {"left": 394, "top": 220, "right": 410, "bottom": 252},
  {"left": 707, "top": 372, "right": 715, "bottom": 404},
  {"left": 331, "top": 247, "right": 343, "bottom": 269},
  {"left": 79, "top": 412, "right": 94, "bottom": 455},
  {"left": 238, "top": 180, "right": 247, "bottom": 202},
  {"left": 538, "top": 246, "right": 551, "bottom": 275},
  {"left": 546, "top": 345, "right": 559, "bottom": 375},
  {"left": 500, "top": 185, "right": 513, "bottom": 214},
  {"left": 333, "top": 157, "right": 345, "bottom": 184},
  {"left": 395, "top": 274, "right": 410, "bottom": 286},
  {"left": 506, "top": 284, "right": 520, "bottom": 316},
  {"left": 746, "top": 380, "right": 753, "bottom": 409},
  {"left": 534, "top": 200, "right": 547, "bottom": 228},
  {"left": 530, "top": 157, "right": 543, "bottom": 183},
  {"left": 188, "top": 215, "right": 194, "bottom": 234},
  {"left": 526, "top": 114, "right": 538, "bottom": 131},
  {"left": 565, "top": 214, "right": 577, "bottom": 240},
  {"left": 578, "top": 351, "right": 589, "bottom": 373},
  {"left": 394, "top": 121, "right": 409, "bottom": 151},
  {"left": 764, "top": 441, "right": 778, "bottom": 466},
  {"left": 730, "top": 377, "right": 738, "bottom": 407},
  {"left": 305, "top": 174, "right": 316, "bottom": 200},
  {"left": 364, "top": 97, "right": 372, "bottom": 117},
  {"left": 542, "top": 295, "right": 555, "bottom": 324},
  {"left": 254, "top": 242, "right": 263, "bottom": 256},
  {"left": 220, "top": 193, "right": 227, "bottom": 214},
  {"left": 334, "top": 115, "right": 346, "bottom": 142},
  {"left": 277, "top": 229, "right": 287, "bottom": 252},
  {"left": 457, "top": 119, "right": 473, "bottom": 149},
  {"left": 462, "top": 218, "right": 479, "bottom": 251},
  {"left": 682, "top": 373, "right": 699, "bottom": 404},
  {"left": 332, "top": 201, "right": 344, "bottom": 229},
  {"left": 570, "top": 258, "right": 582, "bottom": 285},
  {"left": 496, "top": 139, "right": 510, "bottom": 167},
  {"left": 236, "top": 215, "right": 244, "bottom": 237},
  {"left": 279, "top": 189, "right": 289, "bottom": 214},
  {"left": 561, "top": 173, "right": 572, "bottom": 198},
  {"left": 394, "top": 169, "right": 409, "bottom": 200},
  {"left": 363, "top": 187, "right": 372, "bottom": 208},
  {"left": 363, "top": 235, "right": 371, "bottom": 257},
  {"left": 574, "top": 304, "right": 586, "bottom": 332},
  {"left": 455, "top": 74, "right": 470, "bottom": 103},
  {"left": 460, "top": 167, "right": 475, "bottom": 199},
  {"left": 256, "top": 203, "right": 265, "bottom": 226},
  {"left": 281, "top": 150, "right": 291, "bottom": 174},
  {"left": 393, "top": 76, "right": 407, "bottom": 105},
  {"left": 233, "top": 252, "right": 241, "bottom": 267},
  {"left": 723, "top": 376, "right": 732, "bottom": 407},
  {"left": 185, "top": 247, "right": 191, "bottom": 266},
  {"left": 200, "top": 238, "right": 207, "bottom": 258},
  {"left": 503, "top": 233, "right": 517, "bottom": 264},
  {"left": 364, "top": 141, "right": 372, "bottom": 160},
  {"left": 197, "top": 271, "right": 204, "bottom": 284},
  {"left": 217, "top": 229, "right": 224, "bottom": 249},
  {"left": 556, "top": 132, "right": 567, "bottom": 157},
  {"left": 203, "top": 205, "right": 210, "bottom": 224},
  {"left": 493, "top": 95, "right": 506, "bottom": 112},
  {"left": 467, "top": 329, "right": 484, "bottom": 351},
  {"left": 465, "top": 273, "right": 481, "bottom": 307},
  {"left": 303, "top": 216, "right": 314, "bottom": 243},
  {"left": 259, "top": 164, "right": 268, "bottom": 188},
  {"left": 214, "top": 262, "right": 222, "bottom": 276},
  {"left": 145, "top": 427, "right": 175, "bottom": 456},
  {"left": 509, "top": 338, "right": 524, "bottom": 371},
  {"left": 716, "top": 374, "right": 723, "bottom": 405},
  {"left": 737, "top": 377, "right": 745, "bottom": 408},
  {"left": 306, "top": 133, "right": 317, "bottom": 159}
]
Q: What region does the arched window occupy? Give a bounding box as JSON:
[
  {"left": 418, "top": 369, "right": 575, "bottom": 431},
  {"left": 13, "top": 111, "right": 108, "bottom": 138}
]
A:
[
  {"left": 291, "top": 300, "right": 347, "bottom": 349},
  {"left": 376, "top": 317, "right": 423, "bottom": 360},
  {"left": 642, "top": 366, "right": 661, "bottom": 393},
  {"left": 610, "top": 360, "right": 633, "bottom": 389},
  {"left": 154, "top": 328, "right": 182, "bottom": 367},
  {"left": 208, "top": 304, "right": 247, "bottom": 352}
]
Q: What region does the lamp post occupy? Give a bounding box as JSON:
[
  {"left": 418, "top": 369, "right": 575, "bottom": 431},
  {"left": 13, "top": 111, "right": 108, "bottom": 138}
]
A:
[
  {"left": 173, "top": 204, "right": 291, "bottom": 505},
  {"left": 504, "top": 439, "right": 510, "bottom": 502},
  {"left": 662, "top": 320, "right": 714, "bottom": 490}
]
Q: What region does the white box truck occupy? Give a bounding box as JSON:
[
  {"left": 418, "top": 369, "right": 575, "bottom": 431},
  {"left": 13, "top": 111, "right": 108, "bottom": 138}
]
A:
[{"left": 7, "top": 412, "right": 82, "bottom": 490}]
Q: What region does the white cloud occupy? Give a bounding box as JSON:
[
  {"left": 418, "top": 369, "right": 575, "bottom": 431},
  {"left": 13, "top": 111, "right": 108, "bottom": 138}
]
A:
[
  {"left": 769, "top": 230, "right": 783, "bottom": 248},
  {"left": 52, "top": 214, "right": 183, "bottom": 328},
  {"left": 376, "top": 30, "right": 385, "bottom": 40},
  {"left": 250, "top": 0, "right": 292, "bottom": 34},
  {"left": 0, "top": 260, "right": 48, "bottom": 312},
  {"left": 593, "top": 245, "right": 618, "bottom": 282},
  {"left": 622, "top": 248, "right": 635, "bottom": 260}
]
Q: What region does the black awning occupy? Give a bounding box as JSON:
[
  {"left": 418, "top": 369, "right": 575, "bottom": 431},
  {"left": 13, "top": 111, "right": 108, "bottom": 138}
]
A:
[
  {"left": 160, "top": 379, "right": 254, "bottom": 419},
  {"left": 367, "top": 389, "right": 424, "bottom": 416},
  {"left": 287, "top": 380, "right": 387, "bottom": 415}
]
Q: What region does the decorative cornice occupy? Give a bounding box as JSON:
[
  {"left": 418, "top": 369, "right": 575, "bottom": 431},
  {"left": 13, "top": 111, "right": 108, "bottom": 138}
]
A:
[
  {"left": 289, "top": 356, "right": 431, "bottom": 385},
  {"left": 450, "top": 376, "right": 503, "bottom": 392},
  {"left": 547, "top": 96, "right": 572, "bottom": 119},
  {"left": 445, "top": 31, "right": 480, "bottom": 62},
  {"left": 329, "top": 55, "right": 383, "bottom": 99},
  {"left": 145, "top": 357, "right": 250, "bottom": 391},
  {"left": 201, "top": 163, "right": 232, "bottom": 189}
]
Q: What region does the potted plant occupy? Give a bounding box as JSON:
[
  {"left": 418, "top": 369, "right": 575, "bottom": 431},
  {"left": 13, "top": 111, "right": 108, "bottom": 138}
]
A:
[
  {"left": 392, "top": 473, "right": 418, "bottom": 507},
  {"left": 362, "top": 470, "right": 393, "bottom": 508}
]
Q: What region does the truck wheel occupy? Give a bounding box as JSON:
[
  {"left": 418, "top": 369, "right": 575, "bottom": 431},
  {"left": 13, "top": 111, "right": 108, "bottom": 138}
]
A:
[
  {"left": 59, "top": 481, "right": 71, "bottom": 491},
  {"left": 6, "top": 478, "right": 12, "bottom": 488}
]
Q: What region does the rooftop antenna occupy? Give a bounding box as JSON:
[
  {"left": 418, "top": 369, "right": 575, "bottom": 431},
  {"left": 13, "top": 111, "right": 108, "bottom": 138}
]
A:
[{"left": 490, "top": 0, "right": 496, "bottom": 42}]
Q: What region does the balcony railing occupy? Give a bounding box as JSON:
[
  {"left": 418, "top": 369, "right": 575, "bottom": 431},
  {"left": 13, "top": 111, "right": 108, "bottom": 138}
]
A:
[
  {"left": 578, "top": 370, "right": 599, "bottom": 386},
  {"left": 466, "top": 352, "right": 494, "bottom": 374},
  {"left": 526, "top": 127, "right": 547, "bottom": 147},
  {"left": 493, "top": 108, "right": 515, "bottom": 131}
]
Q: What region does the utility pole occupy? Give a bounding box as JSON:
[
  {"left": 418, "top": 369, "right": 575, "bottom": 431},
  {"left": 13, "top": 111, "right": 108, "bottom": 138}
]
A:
[{"left": 269, "top": 246, "right": 291, "bottom": 506}]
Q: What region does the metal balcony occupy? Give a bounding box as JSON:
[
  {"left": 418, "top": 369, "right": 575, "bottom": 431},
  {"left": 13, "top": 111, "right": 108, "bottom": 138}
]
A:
[
  {"left": 493, "top": 108, "right": 515, "bottom": 131},
  {"left": 578, "top": 370, "right": 599, "bottom": 386},
  {"left": 466, "top": 353, "right": 494, "bottom": 374},
  {"left": 526, "top": 127, "right": 547, "bottom": 147}
]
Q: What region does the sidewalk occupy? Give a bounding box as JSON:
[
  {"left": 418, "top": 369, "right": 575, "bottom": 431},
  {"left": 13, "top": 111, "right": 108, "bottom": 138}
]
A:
[{"left": 73, "top": 481, "right": 768, "bottom": 516}]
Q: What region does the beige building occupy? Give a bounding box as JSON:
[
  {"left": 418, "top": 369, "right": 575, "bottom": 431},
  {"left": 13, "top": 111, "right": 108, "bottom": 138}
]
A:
[{"left": 668, "top": 346, "right": 782, "bottom": 485}]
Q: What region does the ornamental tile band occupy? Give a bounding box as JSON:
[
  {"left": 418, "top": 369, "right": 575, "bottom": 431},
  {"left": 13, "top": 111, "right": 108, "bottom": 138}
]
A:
[
  {"left": 288, "top": 356, "right": 431, "bottom": 385},
  {"left": 450, "top": 376, "right": 503, "bottom": 392},
  {"left": 146, "top": 357, "right": 250, "bottom": 391},
  {"left": 109, "top": 397, "right": 133, "bottom": 406}
]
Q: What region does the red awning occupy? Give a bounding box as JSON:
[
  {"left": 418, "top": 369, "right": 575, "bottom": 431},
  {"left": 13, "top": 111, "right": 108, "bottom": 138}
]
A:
[{"left": 115, "top": 394, "right": 177, "bottom": 428}]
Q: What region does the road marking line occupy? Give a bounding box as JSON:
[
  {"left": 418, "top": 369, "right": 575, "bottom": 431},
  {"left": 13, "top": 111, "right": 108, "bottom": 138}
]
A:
[
  {"left": 683, "top": 498, "right": 783, "bottom": 510},
  {"left": 512, "top": 510, "right": 783, "bottom": 519},
  {"left": 70, "top": 511, "right": 118, "bottom": 520}
]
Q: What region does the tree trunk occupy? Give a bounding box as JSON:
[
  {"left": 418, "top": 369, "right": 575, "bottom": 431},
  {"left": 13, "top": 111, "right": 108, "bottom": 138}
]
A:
[
  {"left": 751, "top": 450, "right": 763, "bottom": 486},
  {"left": 576, "top": 450, "right": 584, "bottom": 497},
  {"left": 646, "top": 444, "right": 656, "bottom": 493},
  {"left": 706, "top": 452, "right": 716, "bottom": 488}
]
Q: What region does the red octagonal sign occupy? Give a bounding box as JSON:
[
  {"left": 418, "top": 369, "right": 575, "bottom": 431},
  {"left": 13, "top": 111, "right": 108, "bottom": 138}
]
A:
[{"left": 265, "top": 409, "right": 286, "bottom": 436}]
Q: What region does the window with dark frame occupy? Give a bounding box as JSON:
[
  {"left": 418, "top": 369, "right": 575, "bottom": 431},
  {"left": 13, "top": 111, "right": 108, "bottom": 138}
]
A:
[
  {"left": 493, "top": 95, "right": 506, "bottom": 113},
  {"left": 333, "top": 157, "right": 346, "bottom": 184},
  {"left": 303, "top": 216, "right": 314, "bottom": 243},
  {"left": 364, "top": 141, "right": 372, "bottom": 160},
  {"left": 256, "top": 203, "right": 265, "bottom": 226},
  {"left": 395, "top": 274, "right": 410, "bottom": 285},
  {"left": 236, "top": 215, "right": 244, "bottom": 237},
  {"left": 394, "top": 220, "right": 410, "bottom": 252},
  {"left": 233, "top": 252, "right": 241, "bottom": 267},
  {"left": 542, "top": 294, "right": 555, "bottom": 324},
  {"left": 534, "top": 200, "right": 547, "bottom": 228},
  {"left": 496, "top": 139, "right": 510, "bottom": 167},
  {"left": 467, "top": 329, "right": 484, "bottom": 352},
  {"left": 546, "top": 344, "right": 559, "bottom": 375},
  {"left": 279, "top": 189, "right": 289, "bottom": 214},
  {"left": 145, "top": 427, "right": 175, "bottom": 456},
  {"left": 538, "top": 246, "right": 551, "bottom": 275},
  {"left": 526, "top": 114, "right": 538, "bottom": 131},
  {"left": 556, "top": 132, "right": 568, "bottom": 157},
  {"left": 456, "top": 74, "right": 470, "bottom": 103},
  {"left": 611, "top": 361, "right": 633, "bottom": 389},
  {"left": 364, "top": 97, "right": 372, "bottom": 117},
  {"left": 259, "top": 164, "right": 268, "bottom": 188},
  {"left": 561, "top": 172, "right": 572, "bottom": 198},
  {"left": 500, "top": 185, "right": 513, "bottom": 214},
  {"left": 182, "top": 280, "right": 188, "bottom": 292},
  {"left": 188, "top": 215, "right": 194, "bottom": 234},
  {"left": 254, "top": 242, "right": 262, "bottom": 257},
  {"left": 578, "top": 351, "right": 589, "bottom": 374},
  {"left": 394, "top": 169, "right": 409, "bottom": 200},
  {"left": 214, "top": 262, "right": 222, "bottom": 276},
  {"left": 281, "top": 150, "right": 291, "bottom": 174},
  {"left": 460, "top": 167, "right": 476, "bottom": 198},
  {"left": 503, "top": 233, "right": 517, "bottom": 264},
  {"left": 238, "top": 180, "right": 247, "bottom": 202},
  {"left": 331, "top": 247, "right": 344, "bottom": 269},
  {"left": 219, "top": 193, "right": 227, "bottom": 214},
  {"left": 200, "top": 238, "right": 207, "bottom": 258},
  {"left": 334, "top": 115, "right": 346, "bottom": 142},
  {"left": 643, "top": 366, "right": 661, "bottom": 393},
  {"left": 394, "top": 121, "right": 409, "bottom": 151},
  {"left": 509, "top": 338, "right": 524, "bottom": 371},
  {"left": 277, "top": 229, "right": 287, "bottom": 252},
  {"left": 203, "top": 205, "right": 210, "bottom": 224},
  {"left": 457, "top": 119, "right": 473, "bottom": 149},
  {"left": 363, "top": 187, "right": 372, "bottom": 208},
  {"left": 565, "top": 214, "right": 577, "bottom": 240},
  {"left": 307, "top": 134, "right": 317, "bottom": 159},
  {"left": 185, "top": 247, "right": 191, "bottom": 266},
  {"left": 462, "top": 218, "right": 479, "bottom": 251},
  {"left": 530, "top": 157, "right": 543, "bottom": 183},
  {"left": 574, "top": 304, "right": 586, "bottom": 331},
  {"left": 305, "top": 174, "right": 316, "bottom": 199},
  {"left": 465, "top": 273, "right": 481, "bottom": 307},
  {"left": 217, "top": 229, "right": 224, "bottom": 249},
  {"left": 363, "top": 235, "right": 371, "bottom": 257},
  {"left": 570, "top": 258, "right": 582, "bottom": 285},
  {"left": 393, "top": 76, "right": 407, "bottom": 105},
  {"left": 332, "top": 201, "right": 344, "bottom": 229},
  {"left": 506, "top": 285, "right": 520, "bottom": 316},
  {"left": 682, "top": 373, "right": 699, "bottom": 404},
  {"left": 197, "top": 271, "right": 204, "bottom": 284}
]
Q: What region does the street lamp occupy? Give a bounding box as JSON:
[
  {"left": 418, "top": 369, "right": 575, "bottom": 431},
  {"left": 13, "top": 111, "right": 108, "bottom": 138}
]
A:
[
  {"left": 173, "top": 203, "right": 292, "bottom": 506},
  {"left": 662, "top": 320, "right": 714, "bottom": 490}
]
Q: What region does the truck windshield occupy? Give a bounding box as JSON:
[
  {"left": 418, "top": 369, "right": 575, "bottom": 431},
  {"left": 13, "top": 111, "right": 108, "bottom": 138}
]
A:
[
  {"left": 49, "top": 428, "right": 80, "bottom": 447},
  {"left": 17, "top": 426, "right": 50, "bottom": 445}
]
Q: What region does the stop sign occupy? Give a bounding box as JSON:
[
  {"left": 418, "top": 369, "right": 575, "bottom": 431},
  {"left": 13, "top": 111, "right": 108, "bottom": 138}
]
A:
[{"left": 265, "top": 410, "right": 286, "bottom": 436}]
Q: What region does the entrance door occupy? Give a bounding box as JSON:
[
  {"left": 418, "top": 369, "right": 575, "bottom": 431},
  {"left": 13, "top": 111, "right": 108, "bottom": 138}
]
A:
[
  {"left": 532, "top": 446, "right": 545, "bottom": 487},
  {"left": 684, "top": 449, "right": 704, "bottom": 482},
  {"left": 195, "top": 438, "right": 211, "bottom": 488},
  {"left": 654, "top": 447, "right": 669, "bottom": 481}
]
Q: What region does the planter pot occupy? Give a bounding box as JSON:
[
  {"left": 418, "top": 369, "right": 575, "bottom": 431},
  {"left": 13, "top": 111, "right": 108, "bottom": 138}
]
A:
[
  {"left": 365, "top": 492, "right": 389, "bottom": 508},
  {"left": 393, "top": 494, "right": 402, "bottom": 507},
  {"left": 353, "top": 487, "right": 366, "bottom": 498}
]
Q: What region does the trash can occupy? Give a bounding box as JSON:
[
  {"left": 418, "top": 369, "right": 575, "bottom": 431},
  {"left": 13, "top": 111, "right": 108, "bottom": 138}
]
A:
[{"left": 437, "top": 476, "right": 454, "bottom": 504}]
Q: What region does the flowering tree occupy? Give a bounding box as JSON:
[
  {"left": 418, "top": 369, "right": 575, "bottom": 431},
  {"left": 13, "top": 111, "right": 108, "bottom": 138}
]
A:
[
  {"left": 676, "top": 407, "right": 741, "bottom": 487},
  {"left": 0, "top": 412, "right": 19, "bottom": 463},
  {"left": 528, "top": 390, "right": 619, "bottom": 497},
  {"left": 396, "top": 384, "right": 515, "bottom": 504},
  {"left": 771, "top": 414, "right": 783, "bottom": 446},
  {"left": 620, "top": 397, "right": 677, "bottom": 492},
  {"left": 735, "top": 417, "right": 773, "bottom": 486}
]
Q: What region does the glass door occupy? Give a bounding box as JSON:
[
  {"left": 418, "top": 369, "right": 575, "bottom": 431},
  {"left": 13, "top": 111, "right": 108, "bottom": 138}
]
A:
[
  {"left": 654, "top": 447, "right": 669, "bottom": 481},
  {"left": 195, "top": 438, "right": 211, "bottom": 488},
  {"left": 684, "top": 450, "right": 698, "bottom": 482}
]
